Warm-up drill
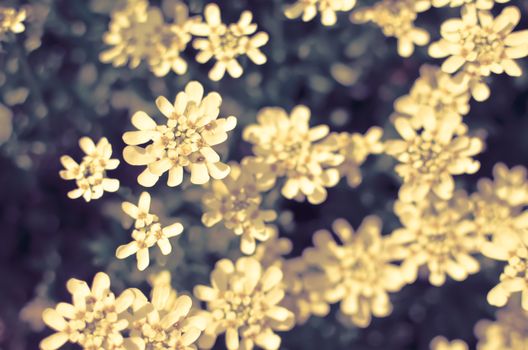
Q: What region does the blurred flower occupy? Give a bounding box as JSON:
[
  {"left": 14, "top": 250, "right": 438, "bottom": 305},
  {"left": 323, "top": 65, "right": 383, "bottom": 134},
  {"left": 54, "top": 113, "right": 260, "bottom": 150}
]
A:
[
  {"left": 40, "top": 272, "right": 135, "bottom": 350},
  {"left": 100, "top": 0, "right": 196, "bottom": 76},
  {"left": 191, "top": 3, "right": 269, "bottom": 81},
  {"left": 431, "top": 0, "right": 509, "bottom": 10},
  {"left": 202, "top": 162, "right": 277, "bottom": 255},
  {"left": 59, "top": 137, "right": 120, "bottom": 202},
  {"left": 351, "top": 0, "right": 430, "bottom": 57},
  {"left": 485, "top": 235, "right": 528, "bottom": 310},
  {"left": 0, "top": 103, "right": 13, "bottom": 144},
  {"left": 116, "top": 192, "right": 184, "bottom": 271},
  {"left": 19, "top": 297, "right": 53, "bottom": 332},
  {"left": 429, "top": 5, "right": 528, "bottom": 101},
  {"left": 385, "top": 116, "right": 483, "bottom": 202},
  {"left": 303, "top": 216, "right": 405, "bottom": 327},
  {"left": 0, "top": 6, "right": 26, "bottom": 39},
  {"left": 254, "top": 229, "right": 330, "bottom": 325},
  {"left": 328, "top": 126, "right": 384, "bottom": 188},
  {"left": 388, "top": 192, "right": 481, "bottom": 286},
  {"left": 122, "top": 81, "right": 237, "bottom": 187},
  {"left": 475, "top": 300, "right": 528, "bottom": 350},
  {"left": 194, "top": 257, "right": 294, "bottom": 350},
  {"left": 284, "top": 0, "right": 356, "bottom": 26},
  {"left": 243, "top": 106, "right": 343, "bottom": 204},
  {"left": 391, "top": 65, "right": 471, "bottom": 128},
  {"left": 472, "top": 163, "right": 528, "bottom": 254},
  {"left": 430, "top": 336, "right": 468, "bottom": 350},
  {"left": 124, "top": 274, "right": 208, "bottom": 350}
]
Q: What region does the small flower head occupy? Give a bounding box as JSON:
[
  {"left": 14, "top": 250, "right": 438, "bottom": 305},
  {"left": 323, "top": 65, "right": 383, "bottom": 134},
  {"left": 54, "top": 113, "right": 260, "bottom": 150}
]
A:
[
  {"left": 191, "top": 3, "right": 269, "bottom": 81},
  {"left": 125, "top": 272, "right": 208, "bottom": 350},
  {"left": 194, "top": 257, "right": 294, "bottom": 350},
  {"left": 429, "top": 5, "right": 528, "bottom": 100},
  {"left": 116, "top": 192, "right": 184, "bottom": 271},
  {"left": 59, "top": 137, "right": 120, "bottom": 202},
  {"left": 303, "top": 216, "right": 406, "bottom": 327},
  {"left": 123, "top": 81, "right": 237, "bottom": 187},
  {"left": 388, "top": 192, "right": 481, "bottom": 286},
  {"left": 284, "top": 0, "right": 357, "bottom": 26},
  {"left": 40, "top": 272, "right": 135, "bottom": 350},
  {"left": 351, "top": 0, "right": 431, "bottom": 57},
  {"left": 392, "top": 65, "right": 471, "bottom": 128},
  {"left": 430, "top": 336, "right": 468, "bottom": 350},
  {"left": 243, "top": 106, "right": 343, "bottom": 204},
  {"left": 100, "top": 0, "right": 197, "bottom": 76},
  {"left": 328, "top": 126, "right": 384, "bottom": 187},
  {"left": 0, "top": 6, "right": 26, "bottom": 38},
  {"left": 385, "top": 116, "right": 483, "bottom": 202},
  {"left": 202, "top": 162, "right": 277, "bottom": 255},
  {"left": 475, "top": 301, "right": 528, "bottom": 350}
]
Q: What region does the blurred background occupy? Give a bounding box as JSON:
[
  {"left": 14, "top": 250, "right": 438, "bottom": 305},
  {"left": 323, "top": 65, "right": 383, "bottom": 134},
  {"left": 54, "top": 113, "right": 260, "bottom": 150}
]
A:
[{"left": 1, "top": 0, "right": 528, "bottom": 349}]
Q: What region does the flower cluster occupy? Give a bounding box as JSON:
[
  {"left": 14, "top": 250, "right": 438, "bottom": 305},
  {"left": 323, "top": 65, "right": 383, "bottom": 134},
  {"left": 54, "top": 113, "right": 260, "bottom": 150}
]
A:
[
  {"left": 191, "top": 3, "right": 269, "bottom": 81},
  {"left": 350, "top": 0, "right": 431, "bottom": 57},
  {"left": 284, "top": 0, "right": 357, "bottom": 26},
  {"left": 193, "top": 257, "right": 295, "bottom": 350},
  {"left": 40, "top": 272, "right": 135, "bottom": 350},
  {"left": 123, "top": 81, "right": 237, "bottom": 187},
  {"left": 59, "top": 137, "right": 120, "bottom": 202},
  {"left": 243, "top": 105, "right": 343, "bottom": 204},
  {"left": 385, "top": 115, "right": 483, "bottom": 202},
  {"left": 101, "top": 1, "right": 268, "bottom": 80},
  {"left": 431, "top": 0, "right": 509, "bottom": 10},
  {"left": 429, "top": 5, "right": 528, "bottom": 100},
  {"left": 430, "top": 336, "right": 468, "bottom": 350},
  {"left": 201, "top": 161, "right": 277, "bottom": 255},
  {"left": 303, "top": 216, "right": 406, "bottom": 327},
  {"left": 388, "top": 192, "right": 482, "bottom": 286},
  {"left": 391, "top": 64, "right": 471, "bottom": 128},
  {"left": 116, "top": 192, "right": 184, "bottom": 271}
]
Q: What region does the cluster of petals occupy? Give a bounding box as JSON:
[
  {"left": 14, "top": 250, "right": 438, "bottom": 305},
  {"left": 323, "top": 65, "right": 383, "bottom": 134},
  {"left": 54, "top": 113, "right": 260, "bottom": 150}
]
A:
[
  {"left": 40, "top": 272, "right": 135, "bottom": 350},
  {"left": 0, "top": 6, "right": 26, "bottom": 38},
  {"left": 431, "top": 0, "right": 509, "bottom": 10},
  {"left": 100, "top": 0, "right": 199, "bottom": 77},
  {"left": 59, "top": 137, "right": 120, "bottom": 202},
  {"left": 385, "top": 115, "right": 483, "bottom": 202},
  {"left": 191, "top": 3, "right": 269, "bottom": 81},
  {"left": 302, "top": 216, "right": 405, "bottom": 327},
  {"left": 243, "top": 105, "right": 343, "bottom": 204},
  {"left": 201, "top": 161, "right": 277, "bottom": 255},
  {"left": 116, "top": 192, "right": 184, "bottom": 271},
  {"left": 388, "top": 192, "right": 482, "bottom": 286},
  {"left": 193, "top": 257, "right": 294, "bottom": 350},
  {"left": 429, "top": 5, "right": 528, "bottom": 101},
  {"left": 123, "top": 81, "right": 237, "bottom": 187},
  {"left": 351, "top": 0, "right": 431, "bottom": 57},
  {"left": 284, "top": 0, "right": 356, "bottom": 26},
  {"left": 430, "top": 336, "right": 468, "bottom": 350}
]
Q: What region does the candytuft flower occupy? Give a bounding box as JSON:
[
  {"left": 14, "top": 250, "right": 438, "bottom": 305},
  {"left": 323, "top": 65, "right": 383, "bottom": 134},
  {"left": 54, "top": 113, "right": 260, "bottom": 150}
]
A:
[
  {"left": 191, "top": 3, "right": 269, "bottom": 81},
  {"left": 388, "top": 192, "right": 482, "bottom": 286},
  {"left": 194, "top": 257, "right": 294, "bottom": 350},
  {"left": 429, "top": 5, "right": 528, "bottom": 101},
  {"left": 351, "top": 0, "right": 431, "bottom": 57},
  {"left": 303, "top": 216, "right": 405, "bottom": 327},
  {"left": 201, "top": 161, "right": 277, "bottom": 255},
  {"left": 284, "top": 0, "right": 356, "bottom": 26},
  {"left": 122, "top": 81, "right": 237, "bottom": 187},
  {"left": 116, "top": 192, "right": 184, "bottom": 271},
  {"left": 385, "top": 115, "right": 483, "bottom": 202},
  {"left": 125, "top": 272, "right": 208, "bottom": 350},
  {"left": 391, "top": 65, "right": 471, "bottom": 128},
  {"left": 40, "top": 272, "right": 135, "bottom": 350},
  {"left": 431, "top": 0, "right": 509, "bottom": 10},
  {"left": 243, "top": 105, "right": 343, "bottom": 204},
  {"left": 59, "top": 137, "right": 120, "bottom": 202}
]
